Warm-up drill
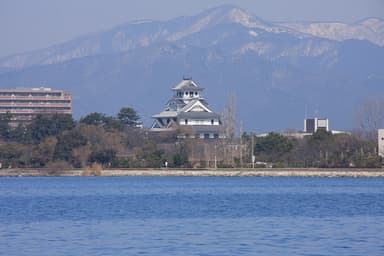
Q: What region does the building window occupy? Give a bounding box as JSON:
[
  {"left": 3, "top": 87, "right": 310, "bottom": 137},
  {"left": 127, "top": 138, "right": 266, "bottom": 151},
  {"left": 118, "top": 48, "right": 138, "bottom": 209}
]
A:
[
  {"left": 185, "top": 119, "right": 188, "bottom": 125},
  {"left": 211, "top": 119, "right": 214, "bottom": 125}
]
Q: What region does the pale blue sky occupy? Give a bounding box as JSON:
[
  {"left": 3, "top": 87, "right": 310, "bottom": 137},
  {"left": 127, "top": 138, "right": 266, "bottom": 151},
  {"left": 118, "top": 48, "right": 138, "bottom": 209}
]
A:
[{"left": 0, "top": 0, "right": 383, "bottom": 57}]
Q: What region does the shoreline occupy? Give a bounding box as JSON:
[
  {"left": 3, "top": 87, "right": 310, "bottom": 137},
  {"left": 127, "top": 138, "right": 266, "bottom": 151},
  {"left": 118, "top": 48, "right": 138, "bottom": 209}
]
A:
[{"left": 0, "top": 168, "right": 384, "bottom": 177}]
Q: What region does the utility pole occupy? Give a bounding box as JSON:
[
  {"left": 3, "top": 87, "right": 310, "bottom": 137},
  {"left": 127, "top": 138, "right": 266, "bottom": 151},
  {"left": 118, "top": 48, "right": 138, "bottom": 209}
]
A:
[
  {"left": 251, "top": 132, "right": 255, "bottom": 168},
  {"left": 240, "top": 121, "right": 243, "bottom": 168},
  {"left": 214, "top": 142, "right": 217, "bottom": 169}
]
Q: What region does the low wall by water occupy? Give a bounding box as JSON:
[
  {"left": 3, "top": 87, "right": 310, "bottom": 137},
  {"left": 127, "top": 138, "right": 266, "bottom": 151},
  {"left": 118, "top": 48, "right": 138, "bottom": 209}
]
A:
[{"left": 0, "top": 168, "right": 383, "bottom": 177}]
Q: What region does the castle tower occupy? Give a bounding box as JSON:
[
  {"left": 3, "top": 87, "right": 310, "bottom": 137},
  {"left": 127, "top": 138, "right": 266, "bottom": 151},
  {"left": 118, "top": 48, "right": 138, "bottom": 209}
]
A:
[{"left": 151, "top": 78, "right": 222, "bottom": 139}]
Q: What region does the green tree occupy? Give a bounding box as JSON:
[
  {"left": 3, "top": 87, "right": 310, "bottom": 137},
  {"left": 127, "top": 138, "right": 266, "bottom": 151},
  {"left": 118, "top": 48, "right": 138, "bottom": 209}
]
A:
[
  {"left": 172, "top": 142, "right": 189, "bottom": 167},
  {"left": 30, "top": 136, "right": 58, "bottom": 167},
  {"left": 254, "top": 133, "right": 294, "bottom": 162},
  {"left": 117, "top": 107, "right": 142, "bottom": 128},
  {"left": 309, "top": 129, "right": 333, "bottom": 146},
  {"left": 29, "top": 114, "right": 75, "bottom": 143},
  {"left": 0, "top": 112, "right": 12, "bottom": 139},
  {"left": 53, "top": 130, "right": 88, "bottom": 165},
  {"left": 136, "top": 142, "right": 165, "bottom": 167},
  {"left": 80, "top": 112, "right": 108, "bottom": 126},
  {"left": 9, "top": 125, "right": 32, "bottom": 144},
  {"left": 305, "top": 129, "right": 334, "bottom": 167},
  {"left": 172, "top": 153, "right": 189, "bottom": 167},
  {"left": 0, "top": 144, "right": 29, "bottom": 168},
  {"left": 80, "top": 112, "right": 123, "bottom": 131}
]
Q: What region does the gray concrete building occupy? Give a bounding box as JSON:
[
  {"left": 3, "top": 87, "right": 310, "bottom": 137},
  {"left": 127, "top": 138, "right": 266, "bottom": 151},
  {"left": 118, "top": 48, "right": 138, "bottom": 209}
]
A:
[
  {"left": 304, "top": 118, "right": 329, "bottom": 133},
  {"left": 378, "top": 129, "right": 384, "bottom": 157},
  {"left": 0, "top": 87, "right": 72, "bottom": 126}
]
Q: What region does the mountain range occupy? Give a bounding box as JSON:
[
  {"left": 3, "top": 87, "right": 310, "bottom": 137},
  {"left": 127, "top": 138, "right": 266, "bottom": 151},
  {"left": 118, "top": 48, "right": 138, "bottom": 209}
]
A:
[{"left": 0, "top": 5, "right": 383, "bottom": 132}]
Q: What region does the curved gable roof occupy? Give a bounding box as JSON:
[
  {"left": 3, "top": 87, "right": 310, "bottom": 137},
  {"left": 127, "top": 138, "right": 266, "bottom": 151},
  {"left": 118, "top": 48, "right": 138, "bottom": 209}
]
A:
[
  {"left": 180, "top": 99, "right": 212, "bottom": 113},
  {"left": 172, "top": 79, "right": 204, "bottom": 91}
]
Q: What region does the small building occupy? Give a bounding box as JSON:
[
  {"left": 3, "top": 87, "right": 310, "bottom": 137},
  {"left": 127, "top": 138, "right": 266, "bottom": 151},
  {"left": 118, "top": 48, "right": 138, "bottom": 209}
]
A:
[
  {"left": 378, "top": 129, "right": 384, "bottom": 157},
  {"left": 0, "top": 87, "right": 72, "bottom": 126},
  {"left": 304, "top": 118, "right": 329, "bottom": 133},
  {"left": 151, "top": 78, "right": 222, "bottom": 139},
  {"left": 258, "top": 117, "right": 349, "bottom": 139}
]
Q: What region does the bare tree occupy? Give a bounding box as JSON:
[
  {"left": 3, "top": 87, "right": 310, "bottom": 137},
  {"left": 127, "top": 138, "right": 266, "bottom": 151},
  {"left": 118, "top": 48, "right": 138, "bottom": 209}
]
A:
[
  {"left": 219, "top": 94, "right": 238, "bottom": 166},
  {"left": 221, "top": 94, "right": 236, "bottom": 140},
  {"left": 356, "top": 98, "right": 384, "bottom": 140}
]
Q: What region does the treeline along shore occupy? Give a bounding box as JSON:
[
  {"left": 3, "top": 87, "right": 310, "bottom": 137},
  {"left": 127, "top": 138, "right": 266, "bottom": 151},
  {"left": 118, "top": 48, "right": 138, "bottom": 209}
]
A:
[
  {"left": 1, "top": 168, "right": 384, "bottom": 178},
  {"left": 0, "top": 110, "right": 383, "bottom": 171}
]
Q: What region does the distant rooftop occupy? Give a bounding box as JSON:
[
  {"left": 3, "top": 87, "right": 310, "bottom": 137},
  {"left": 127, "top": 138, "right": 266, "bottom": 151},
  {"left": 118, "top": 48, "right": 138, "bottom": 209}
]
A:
[{"left": 0, "top": 87, "right": 67, "bottom": 92}]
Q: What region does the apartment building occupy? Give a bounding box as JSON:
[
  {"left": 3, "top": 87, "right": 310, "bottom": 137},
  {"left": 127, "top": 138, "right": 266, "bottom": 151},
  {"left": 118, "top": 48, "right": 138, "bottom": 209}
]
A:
[{"left": 0, "top": 87, "right": 72, "bottom": 126}]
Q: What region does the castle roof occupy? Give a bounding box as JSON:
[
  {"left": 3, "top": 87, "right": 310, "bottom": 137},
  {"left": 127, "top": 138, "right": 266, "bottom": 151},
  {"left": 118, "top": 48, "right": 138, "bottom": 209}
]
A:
[
  {"left": 152, "top": 111, "right": 178, "bottom": 118},
  {"left": 172, "top": 78, "right": 204, "bottom": 91}
]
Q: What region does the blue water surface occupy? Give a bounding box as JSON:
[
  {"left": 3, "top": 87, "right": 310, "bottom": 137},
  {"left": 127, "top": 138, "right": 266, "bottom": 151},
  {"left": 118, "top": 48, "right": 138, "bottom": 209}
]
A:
[{"left": 0, "top": 177, "right": 383, "bottom": 255}]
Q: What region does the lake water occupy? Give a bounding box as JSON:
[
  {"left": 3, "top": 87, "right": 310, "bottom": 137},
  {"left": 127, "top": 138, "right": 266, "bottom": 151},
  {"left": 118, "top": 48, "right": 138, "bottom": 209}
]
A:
[{"left": 0, "top": 177, "right": 383, "bottom": 255}]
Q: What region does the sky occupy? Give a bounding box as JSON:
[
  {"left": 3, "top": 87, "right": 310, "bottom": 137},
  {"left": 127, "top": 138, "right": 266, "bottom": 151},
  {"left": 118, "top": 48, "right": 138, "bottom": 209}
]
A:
[{"left": 0, "top": 0, "right": 383, "bottom": 57}]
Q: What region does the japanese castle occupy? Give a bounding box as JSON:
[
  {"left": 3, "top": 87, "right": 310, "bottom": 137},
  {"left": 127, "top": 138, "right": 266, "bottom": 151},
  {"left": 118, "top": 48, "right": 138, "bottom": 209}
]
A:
[{"left": 151, "top": 78, "right": 222, "bottom": 139}]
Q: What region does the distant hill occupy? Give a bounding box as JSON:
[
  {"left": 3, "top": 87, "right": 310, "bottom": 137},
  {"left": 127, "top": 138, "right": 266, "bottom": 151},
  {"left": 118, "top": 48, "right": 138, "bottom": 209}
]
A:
[{"left": 0, "top": 5, "right": 383, "bottom": 132}]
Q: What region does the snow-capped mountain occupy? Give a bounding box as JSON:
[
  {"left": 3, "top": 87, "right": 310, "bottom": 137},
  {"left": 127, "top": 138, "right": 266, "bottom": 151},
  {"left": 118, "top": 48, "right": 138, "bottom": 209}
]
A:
[
  {"left": 0, "top": 5, "right": 383, "bottom": 131},
  {"left": 280, "top": 18, "right": 384, "bottom": 46},
  {"left": 2, "top": 5, "right": 382, "bottom": 70},
  {"left": 0, "top": 5, "right": 320, "bottom": 69}
]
